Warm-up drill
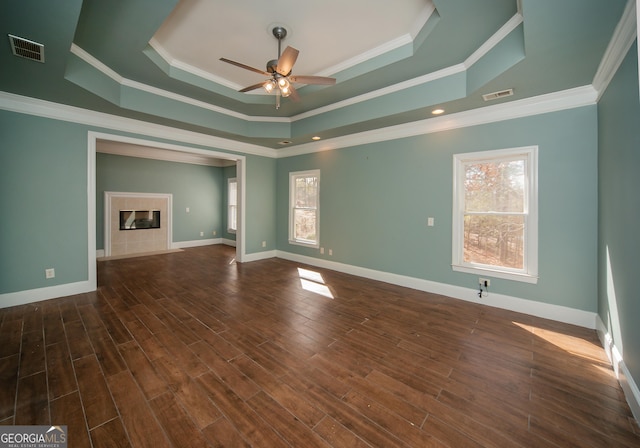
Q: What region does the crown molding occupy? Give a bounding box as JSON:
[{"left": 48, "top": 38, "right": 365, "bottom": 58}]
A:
[
  {"left": 464, "top": 11, "right": 523, "bottom": 69},
  {"left": 148, "top": 38, "right": 244, "bottom": 91},
  {"left": 70, "top": 7, "right": 521, "bottom": 127},
  {"left": 292, "top": 11, "right": 523, "bottom": 122},
  {"left": 70, "top": 44, "right": 289, "bottom": 124},
  {"left": 278, "top": 85, "right": 598, "bottom": 158},
  {"left": 592, "top": 0, "right": 637, "bottom": 99},
  {"left": 0, "top": 91, "right": 278, "bottom": 158},
  {"left": 292, "top": 64, "right": 466, "bottom": 122},
  {"left": 1, "top": 84, "right": 597, "bottom": 161}
]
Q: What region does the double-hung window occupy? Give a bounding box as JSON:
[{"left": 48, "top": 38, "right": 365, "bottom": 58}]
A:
[
  {"left": 289, "top": 170, "right": 320, "bottom": 247},
  {"left": 452, "top": 146, "right": 538, "bottom": 283},
  {"left": 227, "top": 177, "right": 237, "bottom": 233}
]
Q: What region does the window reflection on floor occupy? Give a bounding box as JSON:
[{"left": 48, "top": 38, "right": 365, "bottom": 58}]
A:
[{"left": 298, "top": 267, "right": 334, "bottom": 299}]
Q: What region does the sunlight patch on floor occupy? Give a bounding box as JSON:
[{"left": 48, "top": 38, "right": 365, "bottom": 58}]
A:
[{"left": 298, "top": 268, "right": 334, "bottom": 299}]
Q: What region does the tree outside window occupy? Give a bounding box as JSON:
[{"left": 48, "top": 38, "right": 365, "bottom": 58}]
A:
[
  {"left": 289, "top": 170, "right": 319, "bottom": 247},
  {"left": 453, "top": 147, "right": 538, "bottom": 283}
]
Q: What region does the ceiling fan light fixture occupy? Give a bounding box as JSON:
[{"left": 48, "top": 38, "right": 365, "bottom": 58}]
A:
[
  {"left": 278, "top": 77, "right": 289, "bottom": 88},
  {"left": 220, "top": 26, "right": 335, "bottom": 109},
  {"left": 263, "top": 80, "right": 276, "bottom": 93}
]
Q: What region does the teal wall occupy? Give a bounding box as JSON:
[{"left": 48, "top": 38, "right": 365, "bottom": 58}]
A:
[
  {"left": 277, "top": 106, "right": 598, "bottom": 312},
  {"left": 0, "top": 111, "right": 89, "bottom": 294},
  {"left": 0, "top": 110, "right": 277, "bottom": 296},
  {"left": 245, "top": 155, "right": 277, "bottom": 253},
  {"left": 598, "top": 42, "right": 640, "bottom": 387},
  {"left": 96, "top": 153, "right": 224, "bottom": 248}
]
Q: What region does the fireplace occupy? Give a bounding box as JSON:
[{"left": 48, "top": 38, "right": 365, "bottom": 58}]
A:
[
  {"left": 104, "top": 192, "right": 172, "bottom": 257},
  {"left": 119, "top": 210, "right": 160, "bottom": 230}
]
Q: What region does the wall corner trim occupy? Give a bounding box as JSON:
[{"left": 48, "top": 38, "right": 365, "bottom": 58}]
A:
[{"left": 596, "top": 315, "right": 640, "bottom": 423}]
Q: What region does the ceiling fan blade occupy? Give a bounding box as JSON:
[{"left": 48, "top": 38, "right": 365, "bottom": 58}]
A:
[
  {"left": 289, "top": 75, "right": 336, "bottom": 85},
  {"left": 239, "top": 81, "right": 267, "bottom": 93},
  {"left": 220, "top": 57, "right": 270, "bottom": 76},
  {"left": 288, "top": 85, "right": 300, "bottom": 102},
  {"left": 276, "top": 46, "right": 299, "bottom": 76}
]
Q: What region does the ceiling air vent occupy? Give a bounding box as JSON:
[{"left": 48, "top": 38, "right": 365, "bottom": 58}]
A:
[
  {"left": 8, "top": 34, "right": 45, "bottom": 63},
  {"left": 482, "top": 88, "right": 513, "bottom": 101}
]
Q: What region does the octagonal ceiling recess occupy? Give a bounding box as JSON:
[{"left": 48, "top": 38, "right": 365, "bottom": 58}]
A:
[
  {"left": 150, "top": 0, "right": 433, "bottom": 92},
  {"left": 4, "top": 0, "right": 625, "bottom": 151}
]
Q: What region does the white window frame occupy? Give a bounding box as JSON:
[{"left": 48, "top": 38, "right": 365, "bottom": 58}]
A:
[
  {"left": 289, "top": 169, "right": 320, "bottom": 248},
  {"left": 452, "top": 146, "right": 538, "bottom": 284},
  {"left": 227, "top": 177, "right": 237, "bottom": 233}
]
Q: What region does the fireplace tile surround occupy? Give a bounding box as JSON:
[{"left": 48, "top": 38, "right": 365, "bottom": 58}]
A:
[{"left": 105, "top": 192, "right": 171, "bottom": 257}]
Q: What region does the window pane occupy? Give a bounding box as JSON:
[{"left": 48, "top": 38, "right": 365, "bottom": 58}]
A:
[
  {"left": 228, "top": 205, "right": 237, "bottom": 231},
  {"left": 228, "top": 179, "right": 237, "bottom": 231},
  {"left": 464, "top": 214, "right": 524, "bottom": 269},
  {"left": 294, "top": 209, "right": 317, "bottom": 242},
  {"left": 464, "top": 160, "right": 525, "bottom": 212},
  {"left": 295, "top": 176, "right": 318, "bottom": 208},
  {"left": 228, "top": 180, "right": 237, "bottom": 206}
]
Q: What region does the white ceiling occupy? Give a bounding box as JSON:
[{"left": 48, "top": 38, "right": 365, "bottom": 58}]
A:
[{"left": 151, "top": 0, "right": 433, "bottom": 91}]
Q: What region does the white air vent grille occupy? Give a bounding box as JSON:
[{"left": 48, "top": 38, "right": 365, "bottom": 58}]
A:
[
  {"left": 482, "top": 88, "right": 513, "bottom": 101},
  {"left": 8, "top": 34, "right": 45, "bottom": 63}
]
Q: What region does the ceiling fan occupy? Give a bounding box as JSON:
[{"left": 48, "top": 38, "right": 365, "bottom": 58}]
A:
[{"left": 220, "top": 26, "right": 336, "bottom": 109}]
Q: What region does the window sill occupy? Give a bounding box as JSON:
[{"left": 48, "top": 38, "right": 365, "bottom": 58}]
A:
[
  {"left": 452, "top": 264, "right": 538, "bottom": 284},
  {"left": 289, "top": 239, "right": 319, "bottom": 249}
]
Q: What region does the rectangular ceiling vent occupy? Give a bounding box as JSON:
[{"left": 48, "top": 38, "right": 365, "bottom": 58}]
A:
[
  {"left": 8, "top": 34, "right": 45, "bottom": 63},
  {"left": 482, "top": 88, "right": 513, "bottom": 101}
]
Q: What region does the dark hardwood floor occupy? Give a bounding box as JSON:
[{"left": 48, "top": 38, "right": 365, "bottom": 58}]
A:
[{"left": 1, "top": 244, "right": 639, "bottom": 447}]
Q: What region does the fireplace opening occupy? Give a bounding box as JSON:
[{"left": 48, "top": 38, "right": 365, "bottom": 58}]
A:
[{"left": 119, "top": 210, "right": 161, "bottom": 230}]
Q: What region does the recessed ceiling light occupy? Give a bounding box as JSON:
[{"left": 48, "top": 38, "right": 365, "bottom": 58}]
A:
[
  {"left": 432, "top": 108, "right": 445, "bottom": 115},
  {"left": 278, "top": 140, "right": 292, "bottom": 145},
  {"left": 312, "top": 136, "right": 321, "bottom": 141}
]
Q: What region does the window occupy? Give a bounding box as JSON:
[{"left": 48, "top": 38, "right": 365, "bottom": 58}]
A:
[
  {"left": 227, "top": 177, "right": 237, "bottom": 233},
  {"left": 452, "top": 146, "right": 538, "bottom": 283},
  {"left": 289, "top": 170, "right": 320, "bottom": 247}
]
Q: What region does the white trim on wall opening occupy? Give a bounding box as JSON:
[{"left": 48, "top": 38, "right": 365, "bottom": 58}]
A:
[{"left": 90, "top": 131, "right": 247, "bottom": 265}]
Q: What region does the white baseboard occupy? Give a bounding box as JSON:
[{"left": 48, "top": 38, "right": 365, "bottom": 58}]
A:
[
  {"left": 172, "top": 238, "right": 221, "bottom": 249},
  {"left": 276, "top": 250, "right": 597, "bottom": 329},
  {"left": 99, "top": 239, "right": 233, "bottom": 255},
  {"left": 222, "top": 238, "right": 237, "bottom": 247},
  {"left": 0, "top": 280, "right": 95, "bottom": 309},
  {"left": 597, "top": 316, "right": 640, "bottom": 423},
  {"left": 243, "top": 249, "right": 277, "bottom": 262}
]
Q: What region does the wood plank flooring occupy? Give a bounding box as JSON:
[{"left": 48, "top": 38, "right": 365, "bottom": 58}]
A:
[{"left": 1, "top": 244, "right": 639, "bottom": 447}]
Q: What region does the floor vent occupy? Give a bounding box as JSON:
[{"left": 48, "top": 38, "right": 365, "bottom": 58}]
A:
[
  {"left": 8, "top": 34, "right": 45, "bottom": 63},
  {"left": 482, "top": 88, "right": 513, "bottom": 101}
]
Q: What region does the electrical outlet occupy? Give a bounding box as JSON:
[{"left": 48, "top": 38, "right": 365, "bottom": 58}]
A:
[
  {"left": 200, "top": 231, "right": 204, "bottom": 237},
  {"left": 329, "top": 249, "right": 333, "bottom": 256},
  {"left": 479, "top": 278, "right": 490, "bottom": 287},
  {"left": 186, "top": 207, "right": 190, "bottom": 213},
  {"left": 262, "top": 241, "right": 266, "bottom": 248},
  {"left": 45, "top": 268, "right": 55, "bottom": 279},
  {"left": 320, "top": 247, "right": 324, "bottom": 254},
  {"left": 427, "top": 217, "right": 434, "bottom": 227},
  {"left": 213, "top": 230, "right": 217, "bottom": 236}
]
